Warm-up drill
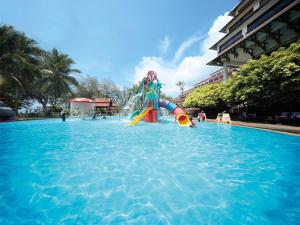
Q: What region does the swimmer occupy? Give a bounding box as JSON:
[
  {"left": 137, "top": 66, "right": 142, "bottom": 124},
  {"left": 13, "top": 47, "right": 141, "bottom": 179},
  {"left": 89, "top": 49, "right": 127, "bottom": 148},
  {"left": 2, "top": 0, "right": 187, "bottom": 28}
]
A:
[
  {"left": 189, "top": 116, "right": 196, "bottom": 127},
  {"left": 61, "top": 109, "right": 66, "bottom": 122}
]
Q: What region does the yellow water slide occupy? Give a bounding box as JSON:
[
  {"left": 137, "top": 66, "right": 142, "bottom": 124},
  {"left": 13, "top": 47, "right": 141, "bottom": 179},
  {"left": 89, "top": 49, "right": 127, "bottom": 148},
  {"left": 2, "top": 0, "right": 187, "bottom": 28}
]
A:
[
  {"left": 129, "top": 107, "right": 152, "bottom": 126},
  {"left": 176, "top": 113, "right": 192, "bottom": 127}
]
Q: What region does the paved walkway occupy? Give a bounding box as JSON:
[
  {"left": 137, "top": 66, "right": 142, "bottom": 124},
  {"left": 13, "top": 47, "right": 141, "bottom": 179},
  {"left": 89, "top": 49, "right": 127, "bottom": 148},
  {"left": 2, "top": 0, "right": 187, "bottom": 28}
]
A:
[{"left": 206, "top": 119, "right": 300, "bottom": 136}]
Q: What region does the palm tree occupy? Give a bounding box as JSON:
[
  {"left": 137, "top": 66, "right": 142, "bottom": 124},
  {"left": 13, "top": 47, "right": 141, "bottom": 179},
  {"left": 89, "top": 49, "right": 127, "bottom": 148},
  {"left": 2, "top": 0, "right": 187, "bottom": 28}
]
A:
[
  {"left": 38, "top": 48, "right": 80, "bottom": 109},
  {"left": 0, "top": 25, "right": 44, "bottom": 84},
  {"left": 0, "top": 25, "right": 44, "bottom": 112},
  {"left": 176, "top": 81, "right": 184, "bottom": 95}
]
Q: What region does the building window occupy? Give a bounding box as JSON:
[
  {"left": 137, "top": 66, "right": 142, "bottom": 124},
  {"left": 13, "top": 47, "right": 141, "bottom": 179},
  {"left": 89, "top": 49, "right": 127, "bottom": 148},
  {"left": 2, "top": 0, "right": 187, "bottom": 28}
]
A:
[
  {"left": 260, "top": 0, "right": 270, "bottom": 8},
  {"left": 219, "top": 30, "right": 243, "bottom": 53},
  {"left": 247, "top": 0, "right": 296, "bottom": 33},
  {"left": 229, "top": 8, "right": 254, "bottom": 33}
]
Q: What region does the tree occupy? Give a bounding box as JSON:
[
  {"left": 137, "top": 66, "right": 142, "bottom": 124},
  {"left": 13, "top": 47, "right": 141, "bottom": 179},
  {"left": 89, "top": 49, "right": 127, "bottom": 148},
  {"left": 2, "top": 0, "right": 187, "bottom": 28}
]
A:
[
  {"left": 183, "top": 82, "right": 227, "bottom": 111},
  {"left": 75, "top": 76, "right": 127, "bottom": 106},
  {"left": 226, "top": 39, "right": 300, "bottom": 113},
  {"left": 160, "top": 92, "right": 173, "bottom": 101},
  {"left": 28, "top": 49, "right": 80, "bottom": 113},
  {"left": 30, "top": 76, "right": 52, "bottom": 114},
  {"left": 76, "top": 76, "right": 104, "bottom": 99},
  {"left": 176, "top": 81, "right": 184, "bottom": 94},
  {"left": 0, "top": 25, "right": 44, "bottom": 112},
  {"left": 127, "top": 83, "right": 141, "bottom": 100},
  {"left": 40, "top": 48, "right": 80, "bottom": 107},
  {"left": 99, "top": 79, "right": 127, "bottom": 106},
  {"left": 0, "top": 25, "right": 44, "bottom": 84}
]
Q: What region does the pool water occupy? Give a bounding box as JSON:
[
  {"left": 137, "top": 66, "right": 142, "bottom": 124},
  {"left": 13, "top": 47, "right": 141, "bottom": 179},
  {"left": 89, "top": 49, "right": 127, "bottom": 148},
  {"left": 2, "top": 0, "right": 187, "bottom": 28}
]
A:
[{"left": 0, "top": 117, "right": 300, "bottom": 224}]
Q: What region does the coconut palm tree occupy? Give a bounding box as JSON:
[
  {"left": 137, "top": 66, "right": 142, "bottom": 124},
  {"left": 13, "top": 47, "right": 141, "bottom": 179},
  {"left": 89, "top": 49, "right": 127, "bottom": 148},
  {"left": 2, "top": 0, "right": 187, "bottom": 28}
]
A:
[
  {"left": 38, "top": 48, "right": 80, "bottom": 109},
  {"left": 0, "top": 25, "right": 44, "bottom": 86},
  {"left": 0, "top": 25, "right": 44, "bottom": 112},
  {"left": 176, "top": 81, "right": 184, "bottom": 94}
]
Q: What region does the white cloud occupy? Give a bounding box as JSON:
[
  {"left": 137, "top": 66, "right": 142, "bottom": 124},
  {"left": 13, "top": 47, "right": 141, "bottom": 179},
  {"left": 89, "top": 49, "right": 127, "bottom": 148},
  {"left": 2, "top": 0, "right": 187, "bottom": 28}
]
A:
[
  {"left": 133, "top": 12, "right": 232, "bottom": 97},
  {"left": 158, "top": 36, "right": 171, "bottom": 55},
  {"left": 173, "top": 35, "right": 204, "bottom": 63},
  {"left": 202, "top": 12, "right": 232, "bottom": 53}
]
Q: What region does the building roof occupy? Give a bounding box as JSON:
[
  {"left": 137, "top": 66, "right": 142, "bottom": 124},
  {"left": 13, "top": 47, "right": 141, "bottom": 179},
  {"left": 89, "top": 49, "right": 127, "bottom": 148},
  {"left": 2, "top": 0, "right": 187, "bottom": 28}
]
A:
[
  {"left": 220, "top": 0, "right": 258, "bottom": 33},
  {"left": 69, "top": 98, "right": 93, "bottom": 103},
  {"left": 229, "top": 0, "right": 253, "bottom": 17},
  {"left": 94, "top": 98, "right": 111, "bottom": 103},
  {"left": 94, "top": 103, "right": 110, "bottom": 107},
  {"left": 210, "top": 0, "right": 285, "bottom": 50},
  {"left": 207, "top": 0, "right": 300, "bottom": 66}
]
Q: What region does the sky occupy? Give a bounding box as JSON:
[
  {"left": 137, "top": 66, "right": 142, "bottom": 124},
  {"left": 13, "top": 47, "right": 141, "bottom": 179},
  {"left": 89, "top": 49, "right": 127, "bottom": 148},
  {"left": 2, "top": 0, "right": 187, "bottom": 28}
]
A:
[{"left": 0, "top": 0, "right": 239, "bottom": 97}]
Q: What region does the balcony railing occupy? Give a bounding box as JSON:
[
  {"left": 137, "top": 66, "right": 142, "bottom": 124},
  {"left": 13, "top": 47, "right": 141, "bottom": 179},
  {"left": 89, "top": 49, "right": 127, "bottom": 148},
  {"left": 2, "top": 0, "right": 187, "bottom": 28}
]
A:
[
  {"left": 219, "top": 30, "right": 243, "bottom": 53},
  {"left": 229, "top": 8, "right": 254, "bottom": 33},
  {"left": 260, "top": 0, "right": 271, "bottom": 8},
  {"left": 247, "top": 0, "right": 296, "bottom": 33},
  {"left": 227, "top": 0, "right": 272, "bottom": 34}
]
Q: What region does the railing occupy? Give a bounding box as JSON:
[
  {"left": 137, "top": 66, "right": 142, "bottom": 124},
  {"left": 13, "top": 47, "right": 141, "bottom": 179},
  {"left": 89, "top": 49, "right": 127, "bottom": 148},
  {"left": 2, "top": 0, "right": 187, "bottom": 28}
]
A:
[
  {"left": 219, "top": 31, "right": 243, "bottom": 53},
  {"left": 247, "top": 0, "right": 296, "bottom": 33},
  {"left": 229, "top": 8, "right": 254, "bottom": 33},
  {"left": 260, "top": 0, "right": 271, "bottom": 8},
  {"left": 228, "top": 0, "right": 272, "bottom": 34}
]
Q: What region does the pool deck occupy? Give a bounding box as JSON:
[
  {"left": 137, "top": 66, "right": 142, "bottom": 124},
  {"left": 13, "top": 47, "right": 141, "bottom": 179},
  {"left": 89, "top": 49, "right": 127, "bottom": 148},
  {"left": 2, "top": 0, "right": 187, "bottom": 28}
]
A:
[{"left": 207, "top": 119, "right": 300, "bottom": 136}]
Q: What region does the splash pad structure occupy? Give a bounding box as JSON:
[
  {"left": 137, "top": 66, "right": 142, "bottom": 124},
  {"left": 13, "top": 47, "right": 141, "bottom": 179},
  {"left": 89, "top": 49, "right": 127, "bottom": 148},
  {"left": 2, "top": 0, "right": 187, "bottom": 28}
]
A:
[{"left": 129, "top": 71, "right": 191, "bottom": 126}]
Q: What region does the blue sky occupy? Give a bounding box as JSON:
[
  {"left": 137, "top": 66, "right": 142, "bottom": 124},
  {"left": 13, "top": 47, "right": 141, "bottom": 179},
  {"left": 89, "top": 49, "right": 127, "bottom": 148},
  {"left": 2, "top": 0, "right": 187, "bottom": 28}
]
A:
[{"left": 0, "top": 0, "right": 238, "bottom": 96}]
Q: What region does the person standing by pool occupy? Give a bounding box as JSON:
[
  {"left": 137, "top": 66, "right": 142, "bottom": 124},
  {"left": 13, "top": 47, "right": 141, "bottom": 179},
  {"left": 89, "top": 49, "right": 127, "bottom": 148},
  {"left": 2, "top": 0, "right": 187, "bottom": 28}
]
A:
[
  {"left": 216, "top": 113, "right": 222, "bottom": 123},
  {"left": 61, "top": 109, "right": 66, "bottom": 122},
  {"left": 198, "top": 111, "right": 207, "bottom": 122}
]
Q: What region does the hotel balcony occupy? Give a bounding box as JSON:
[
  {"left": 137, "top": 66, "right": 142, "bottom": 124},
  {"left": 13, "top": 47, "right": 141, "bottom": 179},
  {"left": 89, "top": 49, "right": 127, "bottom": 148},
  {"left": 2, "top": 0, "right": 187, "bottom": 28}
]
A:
[{"left": 207, "top": 0, "right": 300, "bottom": 67}]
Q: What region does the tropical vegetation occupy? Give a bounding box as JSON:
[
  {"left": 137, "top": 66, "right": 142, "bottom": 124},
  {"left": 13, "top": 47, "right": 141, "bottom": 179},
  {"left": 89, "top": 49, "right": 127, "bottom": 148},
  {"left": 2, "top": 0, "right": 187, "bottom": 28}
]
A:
[
  {"left": 0, "top": 25, "right": 127, "bottom": 116},
  {"left": 76, "top": 76, "right": 128, "bottom": 106},
  {"left": 184, "top": 39, "right": 300, "bottom": 118}
]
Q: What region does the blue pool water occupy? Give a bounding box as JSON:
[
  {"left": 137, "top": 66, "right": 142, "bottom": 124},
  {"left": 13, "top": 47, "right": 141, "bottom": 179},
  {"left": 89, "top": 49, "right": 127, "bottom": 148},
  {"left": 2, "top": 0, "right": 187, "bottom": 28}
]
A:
[{"left": 0, "top": 117, "right": 300, "bottom": 225}]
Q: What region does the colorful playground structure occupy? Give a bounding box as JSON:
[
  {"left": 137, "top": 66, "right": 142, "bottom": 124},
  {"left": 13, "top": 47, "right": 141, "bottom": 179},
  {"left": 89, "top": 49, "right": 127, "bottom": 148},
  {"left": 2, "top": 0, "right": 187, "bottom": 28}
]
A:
[{"left": 129, "top": 71, "right": 191, "bottom": 127}]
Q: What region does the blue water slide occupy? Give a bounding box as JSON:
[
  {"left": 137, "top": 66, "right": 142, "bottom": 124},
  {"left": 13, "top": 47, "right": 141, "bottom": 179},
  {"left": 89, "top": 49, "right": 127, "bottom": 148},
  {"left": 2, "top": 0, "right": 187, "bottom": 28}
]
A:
[{"left": 158, "top": 99, "right": 177, "bottom": 113}]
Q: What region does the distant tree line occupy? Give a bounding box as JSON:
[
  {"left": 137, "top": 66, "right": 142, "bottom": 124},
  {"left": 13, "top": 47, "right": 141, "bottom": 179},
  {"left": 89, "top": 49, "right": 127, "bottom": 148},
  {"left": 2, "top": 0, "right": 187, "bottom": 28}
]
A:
[
  {"left": 76, "top": 76, "right": 128, "bottom": 106},
  {"left": 183, "top": 39, "right": 300, "bottom": 119},
  {"left": 0, "top": 25, "right": 128, "bottom": 115}
]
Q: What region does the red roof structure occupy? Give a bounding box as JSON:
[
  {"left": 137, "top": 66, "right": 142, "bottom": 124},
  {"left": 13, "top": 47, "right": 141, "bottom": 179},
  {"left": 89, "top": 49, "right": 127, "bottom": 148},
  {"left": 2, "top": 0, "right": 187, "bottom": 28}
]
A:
[
  {"left": 93, "top": 97, "right": 117, "bottom": 114},
  {"left": 69, "top": 98, "right": 93, "bottom": 103},
  {"left": 94, "top": 103, "right": 110, "bottom": 107},
  {"left": 94, "top": 98, "right": 110, "bottom": 103}
]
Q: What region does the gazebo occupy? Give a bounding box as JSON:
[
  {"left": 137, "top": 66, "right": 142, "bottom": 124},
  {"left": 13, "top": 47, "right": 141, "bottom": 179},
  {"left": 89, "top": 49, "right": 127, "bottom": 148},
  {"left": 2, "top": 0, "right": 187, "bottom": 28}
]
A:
[{"left": 69, "top": 98, "right": 94, "bottom": 118}]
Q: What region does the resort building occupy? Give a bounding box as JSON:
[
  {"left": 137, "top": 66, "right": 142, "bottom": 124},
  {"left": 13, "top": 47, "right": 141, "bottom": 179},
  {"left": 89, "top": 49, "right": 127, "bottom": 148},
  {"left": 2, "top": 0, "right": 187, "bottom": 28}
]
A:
[
  {"left": 93, "top": 98, "right": 117, "bottom": 114},
  {"left": 193, "top": 67, "right": 238, "bottom": 89},
  {"left": 174, "top": 67, "right": 238, "bottom": 106},
  {"left": 175, "top": 0, "right": 300, "bottom": 107},
  {"left": 207, "top": 0, "right": 300, "bottom": 80},
  {"left": 173, "top": 89, "right": 193, "bottom": 107}
]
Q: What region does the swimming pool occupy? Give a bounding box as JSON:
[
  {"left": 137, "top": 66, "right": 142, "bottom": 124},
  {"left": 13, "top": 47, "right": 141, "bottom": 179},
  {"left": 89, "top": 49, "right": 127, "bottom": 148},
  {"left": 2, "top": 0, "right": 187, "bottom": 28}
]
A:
[{"left": 0, "top": 118, "right": 300, "bottom": 224}]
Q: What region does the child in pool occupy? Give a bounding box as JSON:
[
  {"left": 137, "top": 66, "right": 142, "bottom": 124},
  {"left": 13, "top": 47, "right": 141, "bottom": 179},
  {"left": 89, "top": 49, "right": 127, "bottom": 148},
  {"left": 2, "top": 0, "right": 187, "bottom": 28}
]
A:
[{"left": 189, "top": 116, "right": 196, "bottom": 127}]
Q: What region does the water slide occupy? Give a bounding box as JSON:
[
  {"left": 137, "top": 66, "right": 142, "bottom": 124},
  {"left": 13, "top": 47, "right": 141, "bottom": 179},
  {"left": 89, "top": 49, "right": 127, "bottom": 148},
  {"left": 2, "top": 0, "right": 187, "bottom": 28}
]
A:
[
  {"left": 159, "top": 99, "right": 191, "bottom": 127},
  {"left": 129, "top": 107, "right": 152, "bottom": 126}
]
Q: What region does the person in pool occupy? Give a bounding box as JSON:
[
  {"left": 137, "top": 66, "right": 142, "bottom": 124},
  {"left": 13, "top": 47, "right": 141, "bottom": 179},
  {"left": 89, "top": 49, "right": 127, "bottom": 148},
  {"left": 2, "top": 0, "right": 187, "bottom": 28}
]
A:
[
  {"left": 61, "top": 109, "right": 66, "bottom": 122},
  {"left": 189, "top": 116, "right": 196, "bottom": 127},
  {"left": 92, "top": 112, "right": 96, "bottom": 120},
  {"left": 216, "top": 113, "right": 222, "bottom": 123},
  {"left": 198, "top": 111, "right": 207, "bottom": 122}
]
